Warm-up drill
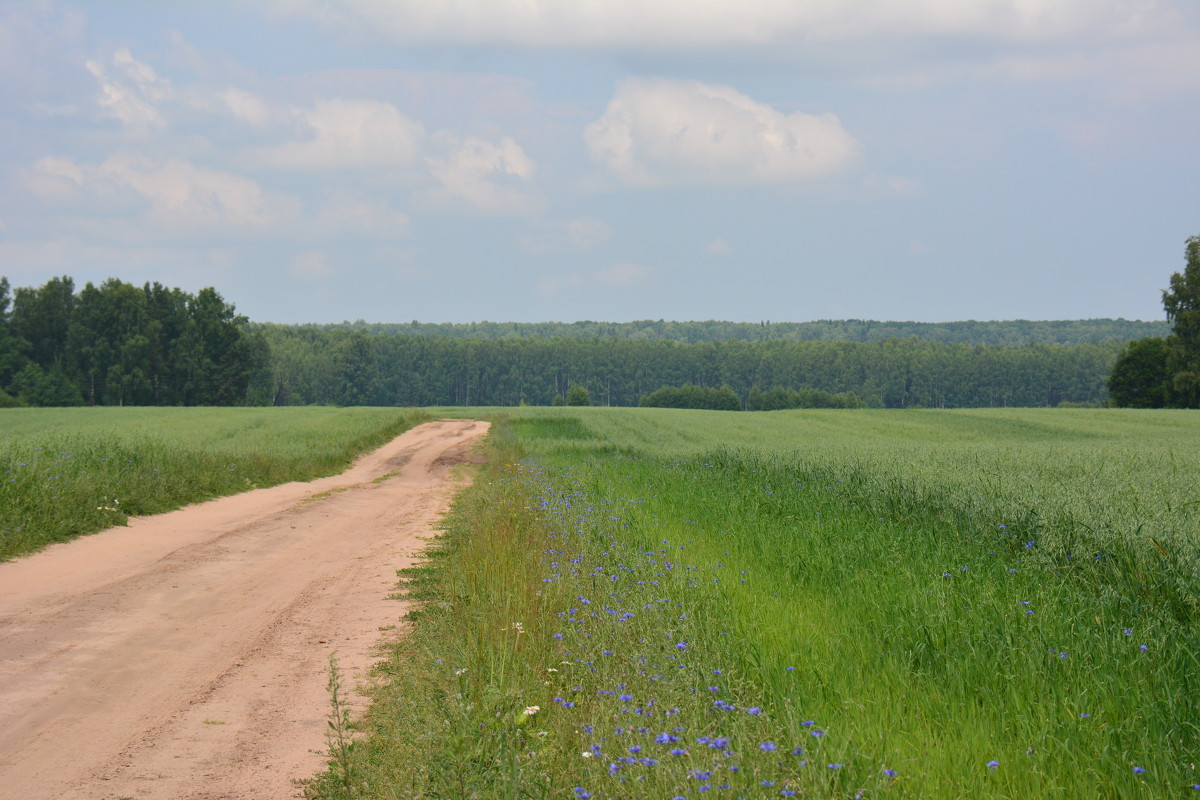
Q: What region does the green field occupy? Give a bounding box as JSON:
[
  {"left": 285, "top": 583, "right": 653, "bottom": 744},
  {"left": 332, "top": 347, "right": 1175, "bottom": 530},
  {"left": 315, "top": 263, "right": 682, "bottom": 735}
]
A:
[
  {"left": 0, "top": 406, "right": 430, "bottom": 560},
  {"left": 5, "top": 406, "right": 1197, "bottom": 796},
  {"left": 309, "top": 407, "right": 1200, "bottom": 799}
]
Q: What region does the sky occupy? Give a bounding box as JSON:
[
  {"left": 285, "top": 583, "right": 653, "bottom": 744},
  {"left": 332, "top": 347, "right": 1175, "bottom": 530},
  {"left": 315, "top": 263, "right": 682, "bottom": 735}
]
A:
[{"left": 1, "top": 1, "right": 1198, "bottom": 324}]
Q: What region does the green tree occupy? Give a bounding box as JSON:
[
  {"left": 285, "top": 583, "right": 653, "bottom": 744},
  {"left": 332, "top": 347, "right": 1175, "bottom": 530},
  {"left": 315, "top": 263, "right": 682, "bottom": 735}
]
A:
[
  {"left": 9, "top": 276, "right": 74, "bottom": 371},
  {"left": 1107, "top": 338, "right": 1169, "bottom": 408},
  {"left": 1162, "top": 235, "right": 1200, "bottom": 407},
  {"left": 640, "top": 384, "right": 741, "bottom": 410},
  {"left": 9, "top": 363, "right": 84, "bottom": 406},
  {"left": 566, "top": 384, "right": 591, "bottom": 406},
  {"left": 173, "top": 287, "right": 253, "bottom": 405},
  {"left": 0, "top": 277, "right": 20, "bottom": 387}
]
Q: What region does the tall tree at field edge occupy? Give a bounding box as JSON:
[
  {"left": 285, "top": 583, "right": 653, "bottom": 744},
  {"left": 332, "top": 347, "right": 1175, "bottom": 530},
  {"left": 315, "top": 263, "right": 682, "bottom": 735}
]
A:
[{"left": 1163, "top": 235, "right": 1200, "bottom": 407}]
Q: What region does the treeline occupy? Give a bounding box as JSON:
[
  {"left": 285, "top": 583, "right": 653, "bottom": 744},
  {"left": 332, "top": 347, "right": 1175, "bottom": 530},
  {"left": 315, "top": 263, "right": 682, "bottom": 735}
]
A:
[
  {"left": 0, "top": 276, "right": 266, "bottom": 407},
  {"left": 258, "top": 326, "right": 1121, "bottom": 409},
  {"left": 285, "top": 317, "right": 1167, "bottom": 346},
  {"left": 0, "top": 274, "right": 1139, "bottom": 410},
  {"left": 639, "top": 385, "right": 866, "bottom": 411}
]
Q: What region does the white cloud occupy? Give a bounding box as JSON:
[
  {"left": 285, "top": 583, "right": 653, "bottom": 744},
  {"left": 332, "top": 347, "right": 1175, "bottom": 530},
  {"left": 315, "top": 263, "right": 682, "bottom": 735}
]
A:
[
  {"left": 23, "top": 156, "right": 86, "bottom": 202},
  {"left": 218, "top": 88, "right": 272, "bottom": 127},
  {"left": 706, "top": 238, "right": 734, "bottom": 256},
  {"left": 315, "top": 191, "right": 410, "bottom": 235},
  {"left": 538, "top": 261, "right": 652, "bottom": 296},
  {"left": 29, "top": 154, "right": 299, "bottom": 230},
  {"left": 864, "top": 173, "right": 923, "bottom": 197},
  {"left": 30, "top": 155, "right": 85, "bottom": 184},
  {"left": 0, "top": 238, "right": 239, "bottom": 287},
  {"left": 256, "top": 98, "right": 425, "bottom": 170},
  {"left": 291, "top": 250, "right": 332, "bottom": 280},
  {"left": 566, "top": 217, "right": 612, "bottom": 250},
  {"left": 84, "top": 48, "right": 172, "bottom": 129},
  {"left": 585, "top": 79, "right": 859, "bottom": 186},
  {"left": 864, "top": 37, "right": 1200, "bottom": 96},
  {"left": 595, "top": 262, "right": 650, "bottom": 286},
  {"left": 96, "top": 154, "right": 294, "bottom": 228},
  {"left": 278, "top": 0, "right": 1180, "bottom": 49},
  {"left": 425, "top": 134, "right": 539, "bottom": 215}
]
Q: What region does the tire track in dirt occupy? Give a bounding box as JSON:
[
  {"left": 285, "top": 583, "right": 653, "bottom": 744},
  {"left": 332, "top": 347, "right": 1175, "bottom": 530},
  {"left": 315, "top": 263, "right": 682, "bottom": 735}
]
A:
[{"left": 0, "top": 419, "right": 489, "bottom": 800}]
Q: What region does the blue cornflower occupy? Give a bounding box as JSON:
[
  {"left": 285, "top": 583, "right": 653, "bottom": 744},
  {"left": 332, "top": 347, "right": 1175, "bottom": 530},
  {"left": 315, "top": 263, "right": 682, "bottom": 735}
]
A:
[
  {"left": 1140, "top": 644, "right": 1148, "bottom": 652},
  {"left": 827, "top": 763, "right": 843, "bottom": 769},
  {"left": 760, "top": 741, "right": 777, "bottom": 752},
  {"left": 1133, "top": 766, "right": 1145, "bottom": 774},
  {"left": 748, "top": 706, "right": 762, "bottom": 715},
  {"left": 573, "top": 789, "right": 591, "bottom": 799},
  {"left": 676, "top": 641, "right": 688, "bottom": 650},
  {"left": 987, "top": 760, "right": 999, "bottom": 770},
  {"left": 1124, "top": 629, "right": 1133, "bottom": 636},
  {"left": 884, "top": 768, "right": 897, "bottom": 777}
]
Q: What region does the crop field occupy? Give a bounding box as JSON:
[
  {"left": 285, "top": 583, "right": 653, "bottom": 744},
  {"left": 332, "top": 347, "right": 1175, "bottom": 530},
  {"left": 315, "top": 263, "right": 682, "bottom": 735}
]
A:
[
  {"left": 0, "top": 406, "right": 430, "bottom": 560},
  {"left": 314, "top": 407, "right": 1200, "bottom": 799}
]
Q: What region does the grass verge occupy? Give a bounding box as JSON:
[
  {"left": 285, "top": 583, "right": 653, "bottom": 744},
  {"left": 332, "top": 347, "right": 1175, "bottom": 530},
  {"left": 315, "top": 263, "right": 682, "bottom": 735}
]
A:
[
  {"left": 307, "top": 409, "right": 1200, "bottom": 799},
  {"left": 0, "top": 407, "right": 430, "bottom": 560}
]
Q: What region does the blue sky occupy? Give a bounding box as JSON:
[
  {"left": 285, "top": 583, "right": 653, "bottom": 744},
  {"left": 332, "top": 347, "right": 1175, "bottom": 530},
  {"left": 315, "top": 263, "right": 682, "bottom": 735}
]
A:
[{"left": 1, "top": 1, "right": 1197, "bottom": 324}]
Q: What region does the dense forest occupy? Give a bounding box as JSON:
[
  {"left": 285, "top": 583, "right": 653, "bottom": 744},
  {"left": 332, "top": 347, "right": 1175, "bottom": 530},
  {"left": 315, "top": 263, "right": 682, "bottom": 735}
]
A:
[
  {"left": 283, "top": 317, "right": 1167, "bottom": 346},
  {"left": 0, "top": 274, "right": 1155, "bottom": 409},
  {"left": 258, "top": 326, "right": 1121, "bottom": 408},
  {"left": 0, "top": 277, "right": 268, "bottom": 407}
]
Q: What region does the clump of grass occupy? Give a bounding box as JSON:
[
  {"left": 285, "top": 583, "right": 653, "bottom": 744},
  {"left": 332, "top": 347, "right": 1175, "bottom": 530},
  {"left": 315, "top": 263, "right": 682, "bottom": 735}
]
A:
[{"left": 323, "top": 653, "right": 358, "bottom": 798}]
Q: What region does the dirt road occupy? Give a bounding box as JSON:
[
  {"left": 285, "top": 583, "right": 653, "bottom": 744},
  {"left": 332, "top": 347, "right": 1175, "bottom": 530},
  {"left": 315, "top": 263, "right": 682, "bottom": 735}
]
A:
[{"left": 0, "top": 419, "right": 489, "bottom": 800}]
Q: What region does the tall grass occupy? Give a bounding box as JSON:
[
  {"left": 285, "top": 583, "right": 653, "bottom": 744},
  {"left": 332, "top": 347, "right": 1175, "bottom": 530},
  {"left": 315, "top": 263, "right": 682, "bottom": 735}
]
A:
[
  {"left": 0, "top": 407, "right": 430, "bottom": 560},
  {"left": 312, "top": 407, "right": 1200, "bottom": 798}
]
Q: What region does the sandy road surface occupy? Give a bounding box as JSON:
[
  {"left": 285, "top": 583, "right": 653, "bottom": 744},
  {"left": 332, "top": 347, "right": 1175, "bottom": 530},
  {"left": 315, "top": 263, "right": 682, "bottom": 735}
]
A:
[{"left": 0, "top": 419, "right": 489, "bottom": 800}]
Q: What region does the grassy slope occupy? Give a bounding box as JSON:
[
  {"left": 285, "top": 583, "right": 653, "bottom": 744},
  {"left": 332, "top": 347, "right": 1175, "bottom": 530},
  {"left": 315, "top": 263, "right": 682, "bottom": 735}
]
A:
[
  {"left": 311, "top": 407, "right": 1200, "bottom": 799},
  {"left": 0, "top": 407, "right": 431, "bottom": 560}
]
